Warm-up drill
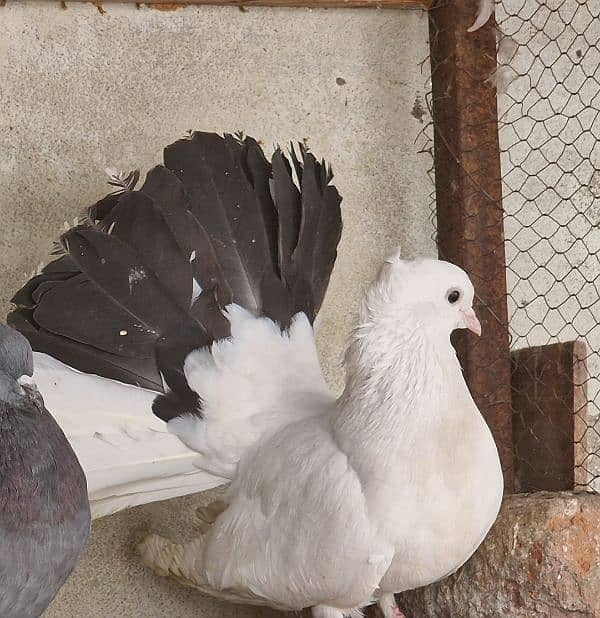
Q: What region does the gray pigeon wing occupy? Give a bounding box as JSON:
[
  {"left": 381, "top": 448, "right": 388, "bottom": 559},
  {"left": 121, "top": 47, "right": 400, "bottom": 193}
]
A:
[{"left": 0, "top": 388, "right": 90, "bottom": 617}]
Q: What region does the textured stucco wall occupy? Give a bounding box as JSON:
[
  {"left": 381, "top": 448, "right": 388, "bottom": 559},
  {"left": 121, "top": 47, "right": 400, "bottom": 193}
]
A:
[{"left": 0, "top": 2, "right": 432, "bottom": 615}]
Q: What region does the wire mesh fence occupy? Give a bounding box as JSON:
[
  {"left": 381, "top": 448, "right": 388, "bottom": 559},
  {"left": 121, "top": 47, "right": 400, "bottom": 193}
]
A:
[
  {"left": 423, "top": 0, "right": 600, "bottom": 493},
  {"left": 498, "top": 0, "right": 600, "bottom": 492}
]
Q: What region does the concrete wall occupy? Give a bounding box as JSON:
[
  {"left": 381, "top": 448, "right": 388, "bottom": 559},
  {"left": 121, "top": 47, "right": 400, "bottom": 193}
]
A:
[{"left": 1, "top": 2, "right": 433, "bottom": 616}]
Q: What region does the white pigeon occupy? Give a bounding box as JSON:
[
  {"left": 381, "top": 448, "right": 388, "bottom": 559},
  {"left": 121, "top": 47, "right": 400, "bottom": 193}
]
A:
[
  {"left": 137, "top": 253, "right": 503, "bottom": 617},
  {"left": 8, "top": 132, "right": 503, "bottom": 616}
]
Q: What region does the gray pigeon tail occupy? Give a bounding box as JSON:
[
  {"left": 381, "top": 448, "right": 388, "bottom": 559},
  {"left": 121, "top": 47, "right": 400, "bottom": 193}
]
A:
[{"left": 0, "top": 324, "right": 91, "bottom": 618}]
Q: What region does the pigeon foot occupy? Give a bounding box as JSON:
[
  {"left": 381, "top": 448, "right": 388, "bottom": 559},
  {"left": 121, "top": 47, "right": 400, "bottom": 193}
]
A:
[
  {"left": 137, "top": 532, "right": 205, "bottom": 586},
  {"left": 137, "top": 534, "right": 183, "bottom": 578},
  {"left": 195, "top": 499, "right": 228, "bottom": 533},
  {"left": 378, "top": 593, "right": 406, "bottom": 618}
]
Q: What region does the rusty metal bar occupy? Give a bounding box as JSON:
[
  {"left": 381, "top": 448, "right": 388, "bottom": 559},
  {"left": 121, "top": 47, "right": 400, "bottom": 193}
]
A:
[
  {"left": 429, "top": 0, "right": 513, "bottom": 491},
  {"left": 512, "top": 341, "right": 588, "bottom": 493},
  {"left": 24, "top": 0, "right": 433, "bottom": 8}
]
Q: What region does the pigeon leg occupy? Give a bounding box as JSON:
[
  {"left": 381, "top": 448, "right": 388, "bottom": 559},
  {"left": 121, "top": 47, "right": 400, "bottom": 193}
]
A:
[
  {"left": 378, "top": 593, "right": 406, "bottom": 618},
  {"left": 195, "top": 499, "right": 228, "bottom": 533}
]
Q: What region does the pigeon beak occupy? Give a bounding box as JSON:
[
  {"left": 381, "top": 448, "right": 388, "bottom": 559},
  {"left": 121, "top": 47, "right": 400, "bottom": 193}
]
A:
[{"left": 461, "top": 307, "right": 482, "bottom": 336}]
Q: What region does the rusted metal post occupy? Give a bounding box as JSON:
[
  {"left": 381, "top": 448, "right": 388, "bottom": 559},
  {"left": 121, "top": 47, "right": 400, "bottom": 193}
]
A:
[{"left": 429, "top": 1, "right": 514, "bottom": 491}]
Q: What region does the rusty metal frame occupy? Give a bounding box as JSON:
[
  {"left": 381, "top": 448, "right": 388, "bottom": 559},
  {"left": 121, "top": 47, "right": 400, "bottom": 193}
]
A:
[{"left": 428, "top": 0, "right": 514, "bottom": 492}]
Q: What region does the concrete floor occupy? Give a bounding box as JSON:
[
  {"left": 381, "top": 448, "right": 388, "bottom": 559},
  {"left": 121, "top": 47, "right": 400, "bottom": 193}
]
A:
[{"left": 1, "top": 2, "right": 432, "bottom": 616}]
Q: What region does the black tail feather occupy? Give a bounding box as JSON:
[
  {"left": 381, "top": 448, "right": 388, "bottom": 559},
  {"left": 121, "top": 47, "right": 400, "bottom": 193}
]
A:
[
  {"left": 152, "top": 390, "right": 199, "bottom": 423},
  {"left": 88, "top": 191, "right": 127, "bottom": 224},
  {"left": 164, "top": 132, "right": 291, "bottom": 322},
  {"left": 39, "top": 255, "right": 80, "bottom": 274},
  {"left": 292, "top": 151, "right": 342, "bottom": 319},
  {"left": 61, "top": 227, "right": 194, "bottom": 335},
  {"left": 99, "top": 191, "right": 194, "bottom": 312},
  {"left": 9, "top": 132, "right": 343, "bottom": 416},
  {"left": 139, "top": 165, "right": 233, "bottom": 308},
  {"left": 271, "top": 148, "right": 301, "bottom": 289},
  {"left": 190, "top": 288, "right": 231, "bottom": 342},
  {"left": 11, "top": 271, "right": 78, "bottom": 308},
  {"left": 33, "top": 273, "right": 156, "bottom": 358},
  {"left": 7, "top": 309, "right": 162, "bottom": 391},
  {"left": 239, "top": 136, "right": 279, "bottom": 277}
]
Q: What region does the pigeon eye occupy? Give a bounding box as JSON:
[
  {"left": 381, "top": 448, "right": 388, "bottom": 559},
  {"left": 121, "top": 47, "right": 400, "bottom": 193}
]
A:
[{"left": 447, "top": 290, "right": 461, "bottom": 304}]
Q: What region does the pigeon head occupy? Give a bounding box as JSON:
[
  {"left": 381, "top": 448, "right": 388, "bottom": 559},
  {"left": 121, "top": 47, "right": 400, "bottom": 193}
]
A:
[
  {"left": 364, "top": 248, "right": 481, "bottom": 339},
  {"left": 0, "top": 325, "right": 34, "bottom": 382}
]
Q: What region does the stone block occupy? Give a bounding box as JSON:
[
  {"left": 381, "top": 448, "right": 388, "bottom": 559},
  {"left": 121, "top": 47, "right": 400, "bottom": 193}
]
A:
[{"left": 399, "top": 492, "right": 600, "bottom": 618}]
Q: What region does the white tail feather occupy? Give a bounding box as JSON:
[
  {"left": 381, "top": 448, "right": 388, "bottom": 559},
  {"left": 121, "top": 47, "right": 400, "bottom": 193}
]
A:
[{"left": 32, "top": 352, "right": 227, "bottom": 518}]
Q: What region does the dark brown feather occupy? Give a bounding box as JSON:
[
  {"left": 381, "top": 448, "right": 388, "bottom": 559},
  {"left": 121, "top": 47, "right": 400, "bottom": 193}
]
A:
[
  {"left": 11, "top": 272, "right": 78, "bottom": 308},
  {"left": 139, "top": 165, "right": 233, "bottom": 308},
  {"left": 7, "top": 310, "right": 162, "bottom": 391},
  {"left": 61, "top": 227, "right": 194, "bottom": 335},
  {"left": 290, "top": 150, "right": 342, "bottom": 320},
  {"left": 270, "top": 148, "right": 301, "bottom": 286},
  {"left": 33, "top": 274, "right": 157, "bottom": 358},
  {"left": 100, "top": 191, "right": 193, "bottom": 312},
  {"left": 164, "top": 132, "right": 288, "bottom": 319},
  {"left": 9, "top": 131, "right": 343, "bottom": 421}
]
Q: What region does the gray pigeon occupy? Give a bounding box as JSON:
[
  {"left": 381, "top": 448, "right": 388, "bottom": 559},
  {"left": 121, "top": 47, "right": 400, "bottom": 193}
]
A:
[{"left": 0, "top": 325, "right": 90, "bottom": 617}]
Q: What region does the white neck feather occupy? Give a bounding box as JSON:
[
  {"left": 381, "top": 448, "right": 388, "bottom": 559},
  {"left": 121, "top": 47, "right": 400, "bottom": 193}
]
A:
[{"left": 331, "top": 306, "right": 464, "bottom": 459}]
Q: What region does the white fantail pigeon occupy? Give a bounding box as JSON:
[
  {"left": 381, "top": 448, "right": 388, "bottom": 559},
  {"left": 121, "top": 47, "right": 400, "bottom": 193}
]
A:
[
  {"left": 8, "top": 132, "right": 503, "bottom": 617},
  {"left": 0, "top": 325, "right": 90, "bottom": 617}
]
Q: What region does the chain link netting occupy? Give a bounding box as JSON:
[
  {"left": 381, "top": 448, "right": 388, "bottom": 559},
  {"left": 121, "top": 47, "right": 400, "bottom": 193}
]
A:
[{"left": 421, "top": 0, "right": 600, "bottom": 493}]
